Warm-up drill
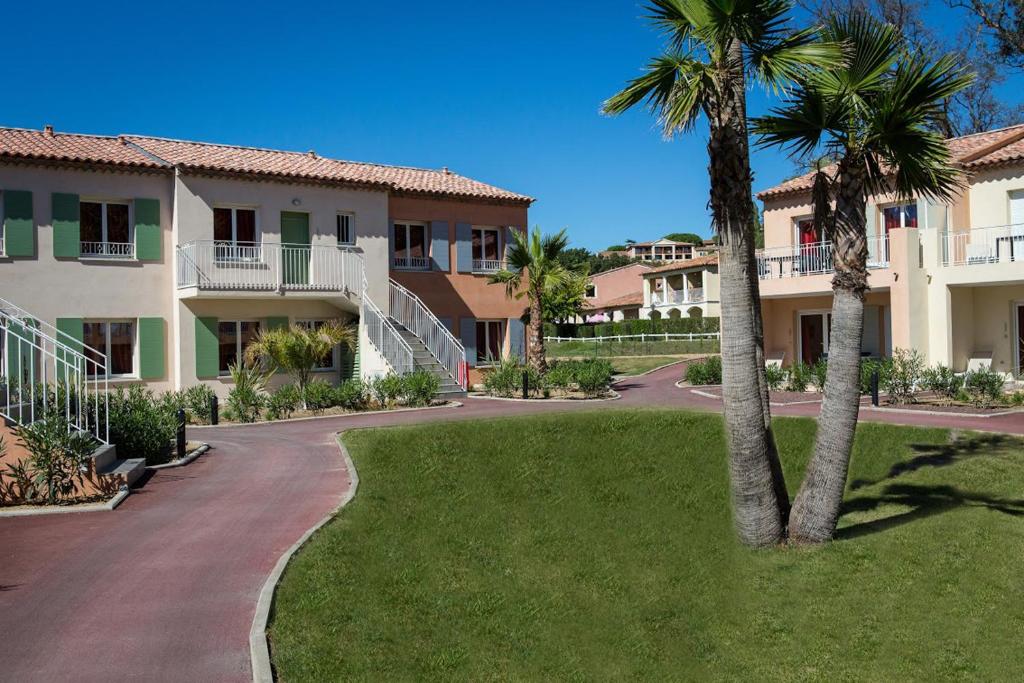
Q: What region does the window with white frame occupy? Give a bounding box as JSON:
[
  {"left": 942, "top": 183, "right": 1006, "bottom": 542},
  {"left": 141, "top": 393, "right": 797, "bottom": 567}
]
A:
[
  {"left": 213, "top": 207, "right": 259, "bottom": 261},
  {"left": 83, "top": 320, "right": 135, "bottom": 377},
  {"left": 297, "top": 319, "right": 337, "bottom": 370},
  {"left": 393, "top": 222, "right": 429, "bottom": 269},
  {"left": 585, "top": 283, "right": 597, "bottom": 298},
  {"left": 218, "top": 320, "right": 261, "bottom": 375},
  {"left": 475, "top": 319, "right": 504, "bottom": 364},
  {"left": 80, "top": 200, "right": 132, "bottom": 258},
  {"left": 881, "top": 203, "right": 918, "bottom": 233},
  {"left": 472, "top": 226, "right": 501, "bottom": 271},
  {"left": 336, "top": 213, "right": 354, "bottom": 245}
]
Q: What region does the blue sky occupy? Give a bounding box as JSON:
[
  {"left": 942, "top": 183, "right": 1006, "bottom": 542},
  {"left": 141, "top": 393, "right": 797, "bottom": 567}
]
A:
[{"left": 2, "top": 0, "right": 1018, "bottom": 251}]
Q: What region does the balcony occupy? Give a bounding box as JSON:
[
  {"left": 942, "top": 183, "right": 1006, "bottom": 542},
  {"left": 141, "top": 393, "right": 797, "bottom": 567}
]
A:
[
  {"left": 392, "top": 256, "right": 431, "bottom": 270},
  {"left": 80, "top": 241, "right": 135, "bottom": 259},
  {"left": 652, "top": 287, "right": 704, "bottom": 305},
  {"left": 176, "top": 240, "right": 363, "bottom": 298},
  {"left": 944, "top": 224, "right": 1024, "bottom": 266},
  {"left": 472, "top": 258, "right": 503, "bottom": 273},
  {"left": 756, "top": 236, "right": 889, "bottom": 280}
]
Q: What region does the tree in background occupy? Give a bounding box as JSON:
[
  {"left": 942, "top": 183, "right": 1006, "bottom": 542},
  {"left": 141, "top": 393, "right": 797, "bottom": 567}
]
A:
[
  {"left": 753, "top": 12, "right": 971, "bottom": 543},
  {"left": 663, "top": 231, "right": 705, "bottom": 243},
  {"left": 604, "top": 0, "right": 841, "bottom": 547},
  {"left": 489, "top": 227, "right": 571, "bottom": 374}
]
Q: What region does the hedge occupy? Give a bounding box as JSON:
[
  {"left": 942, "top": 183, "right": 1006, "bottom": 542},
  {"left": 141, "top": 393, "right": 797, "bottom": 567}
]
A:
[{"left": 544, "top": 318, "right": 720, "bottom": 338}]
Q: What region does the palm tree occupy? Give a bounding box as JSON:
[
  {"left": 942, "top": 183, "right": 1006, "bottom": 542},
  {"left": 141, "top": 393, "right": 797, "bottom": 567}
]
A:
[
  {"left": 488, "top": 227, "right": 571, "bottom": 374},
  {"left": 752, "top": 13, "right": 972, "bottom": 543},
  {"left": 603, "top": 0, "right": 841, "bottom": 547},
  {"left": 244, "top": 321, "right": 357, "bottom": 406}
]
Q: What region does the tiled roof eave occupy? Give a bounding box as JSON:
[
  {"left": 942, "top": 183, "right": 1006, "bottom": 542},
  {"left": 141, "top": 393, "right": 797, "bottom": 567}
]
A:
[
  {"left": 389, "top": 188, "right": 533, "bottom": 206},
  {"left": 175, "top": 165, "right": 391, "bottom": 192},
  {"left": 0, "top": 154, "right": 171, "bottom": 176}
]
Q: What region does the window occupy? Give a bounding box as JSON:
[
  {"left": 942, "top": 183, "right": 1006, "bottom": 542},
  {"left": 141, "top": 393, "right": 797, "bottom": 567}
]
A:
[
  {"left": 83, "top": 320, "right": 135, "bottom": 377},
  {"left": 213, "top": 207, "right": 258, "bottom": 261},
  {"left": 585, "top": 284, "right": 597, "bottom": 298},
  {"left": 336, "top": 213, "right": 354, "bottom": 245},
  {"left": 297, "top": 319, "right": 337, "bottom": 370},
  {"left": 475, "top": 320, "right": 504, "bottom": 364},
  {"left": 218, "top": 320, "right": 261, "bottom": 375},
  {"left": 80, "top": 201, "right": 132, "bottom": 258},
  {"left": 472, "top": 227, "right": 501, "bottom": 271},
  {"left": 795, "top": 217, "right": 820, "bottom": 246},
  {"left": 882, "top": 203, "right": 918, "bottom": 233},
  {"left": 393, "top": 222, "right": 429, "bottom": 269}
]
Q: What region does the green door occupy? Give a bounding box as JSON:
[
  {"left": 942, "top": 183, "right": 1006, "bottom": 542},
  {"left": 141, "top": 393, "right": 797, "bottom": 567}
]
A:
[{"left": 281, "top": 211, "right": 310, "bottom": 286}]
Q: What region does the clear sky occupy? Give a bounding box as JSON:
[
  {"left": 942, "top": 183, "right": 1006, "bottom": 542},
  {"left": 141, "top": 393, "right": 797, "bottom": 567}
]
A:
[{"left": 2, "top": 0, "right": 1017, "bottom": 251}]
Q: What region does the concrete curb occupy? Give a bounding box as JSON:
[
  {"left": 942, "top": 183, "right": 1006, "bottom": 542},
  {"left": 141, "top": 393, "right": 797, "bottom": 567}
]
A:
[
  {"left": 680, "top": 382, "right": 824, "bottom": 406},
  {"left": 249, "top": 436, "right": 360, "bottom": 683},
  {"left": 0, "top": 486, "right": 129, "bottom": 518},
  {"left": 191, "top": 400, "right": 462, "bottom": 430},
  {"left": 147, "top": 444, "right": 210, "bottom": 470},
  {"left": 466, "top": 389, "right": 621, "bottom": 403},
  {"left": 611, "top": 359, "right": 687, "bottom": 381},
  {"left": 863, "top": 404, "right": 1024, "bottom": 419}
]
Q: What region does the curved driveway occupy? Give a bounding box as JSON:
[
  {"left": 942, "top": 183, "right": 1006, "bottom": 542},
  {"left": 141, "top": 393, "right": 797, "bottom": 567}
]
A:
[{"left": 2, "top": 362, "right": 1022, "bottom": 681}]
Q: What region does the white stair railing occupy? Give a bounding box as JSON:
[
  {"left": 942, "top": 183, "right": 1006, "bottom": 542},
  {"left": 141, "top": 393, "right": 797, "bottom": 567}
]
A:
[
  {"left": 0, "top": 298, "right": 108, "bottom": 444},
  {"left": 360, "top": 275, "right": 414, "bottom": 376},
  {"left": 389, "top": 279, "right": 467, "bottom": 389}
]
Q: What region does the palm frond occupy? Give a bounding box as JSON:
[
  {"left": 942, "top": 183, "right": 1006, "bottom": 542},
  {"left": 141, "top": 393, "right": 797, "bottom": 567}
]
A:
[
  {"left": 603, "top": 53, "right": 712, "bottom": 136},
  {"left": 748, "top": 26, "right": 845, "bottom": 91}
]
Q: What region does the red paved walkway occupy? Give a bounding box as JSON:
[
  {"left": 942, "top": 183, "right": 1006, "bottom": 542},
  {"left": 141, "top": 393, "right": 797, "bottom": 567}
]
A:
[{"left": 1, "top": 363, "right": 1022, "bottom": 681}]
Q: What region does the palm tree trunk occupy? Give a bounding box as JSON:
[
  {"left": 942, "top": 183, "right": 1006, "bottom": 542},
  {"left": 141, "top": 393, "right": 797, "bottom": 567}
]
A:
[
  {"left": 789, "top": 158, "right": 869, "bottom": 544},
  {"left": 528, "top": 292, "right": 546, "bottom": 374},
  {"left": 705, "top": 43, "right": 786, "bottom": 547}
]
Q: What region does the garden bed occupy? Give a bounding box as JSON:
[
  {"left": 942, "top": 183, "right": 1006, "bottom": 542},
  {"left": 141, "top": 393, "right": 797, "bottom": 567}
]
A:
[
  {"left": 685, "top": 384, "right": 824, "bottom": 406},
  {"left": 199, "top": 399, "right": 459, "bottom": 426},
  {"left": 861, "top": 392, "right": 1024, "bottom": 416},
  {"left": 477, "top": 358, "right": 616, "bottom": 400}
]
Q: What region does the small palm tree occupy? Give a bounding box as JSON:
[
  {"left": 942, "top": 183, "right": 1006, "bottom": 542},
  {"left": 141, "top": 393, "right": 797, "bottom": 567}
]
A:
[
  {"left": 488, "top": 227, "right": 571, "bottom": 374},
  {"left": 244, "top": 321, "right": 357, "bottom": 406},
  {"left": 603, "top": 0, "right": 842, "bottom": 547},
  {"left": 752, "top": 13, "right": 972, "bottom": 543}
]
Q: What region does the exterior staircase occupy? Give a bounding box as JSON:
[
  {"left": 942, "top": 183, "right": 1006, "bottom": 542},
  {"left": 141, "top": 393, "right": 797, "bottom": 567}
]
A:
[{"left": 391, "top": 323, "right": 466, "bottom": 396}]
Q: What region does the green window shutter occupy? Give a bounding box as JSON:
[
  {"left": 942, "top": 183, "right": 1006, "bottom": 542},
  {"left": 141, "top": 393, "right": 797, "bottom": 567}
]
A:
[
  {"left": 138, "top": 317, "right": 165, "bottom": 379},
  {"left": 195, "top": 317, "right": 219, "bottom": 378},
  {"left": 3, "top": 190, "right": 35, "bottom": 257},
  {"left": 55, "top": 318, "right": 84, "bottom": 370},
  {"left": 52, "top": 193, "right": 80, "bottom": 258},
  {"left": 264, "top": 316, "right": 289, "bottom": 331},
  {"left": 134, "top": 198, "right": 161, "bottom": 260}
]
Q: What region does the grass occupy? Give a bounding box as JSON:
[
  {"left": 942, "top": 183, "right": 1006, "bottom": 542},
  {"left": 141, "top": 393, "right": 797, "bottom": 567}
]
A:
[
  {"left": 546, "top": 338, "right": 719, "bottom": 358},
  {"left": 603, "top": 355, "right": 687, "bottom": 375},
  {"left": 269, "top": 411, "right": 1024, "bottom": 680}
]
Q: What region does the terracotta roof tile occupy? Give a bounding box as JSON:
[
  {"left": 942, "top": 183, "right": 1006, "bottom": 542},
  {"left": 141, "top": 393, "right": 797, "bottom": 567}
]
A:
[
  {"left": 644, "top": 254, "right": 719, "bottom": 275},
  {"left": 757, "top": 122, "right": 1024, "bottom": 200},
  {"left": 0, "top": 127, "right": 166, "bottom": 169},
  {"left": 597, "top": 291, "right": 644, "bottom": 308}
]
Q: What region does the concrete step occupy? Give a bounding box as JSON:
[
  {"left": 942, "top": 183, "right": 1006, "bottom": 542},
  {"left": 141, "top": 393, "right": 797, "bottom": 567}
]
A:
[
  {"left": 91, "top": 443, "right": 117, "bottom": 472},
  {"left": 96, "top": 457, "right": 146, "bottom": 488}
]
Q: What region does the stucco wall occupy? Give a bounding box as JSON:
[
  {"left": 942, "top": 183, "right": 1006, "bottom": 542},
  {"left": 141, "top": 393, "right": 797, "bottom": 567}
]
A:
[
  {"left": 761, "top": 292, "right": 891, "bottom": 366},
  {"left": 966, "top": 167, "right": 1024, "bottom": 229},
  {"left": 948, "top": 284, "right": 1024, "bottom": 375},
  {"left": 586, "top": 263, "right": 649, "bottom": 309}
]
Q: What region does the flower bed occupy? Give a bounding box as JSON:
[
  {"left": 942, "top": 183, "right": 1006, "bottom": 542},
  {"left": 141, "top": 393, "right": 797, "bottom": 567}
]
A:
[{"left": 475, "top": 357, "right": 615, "bottom": 400}]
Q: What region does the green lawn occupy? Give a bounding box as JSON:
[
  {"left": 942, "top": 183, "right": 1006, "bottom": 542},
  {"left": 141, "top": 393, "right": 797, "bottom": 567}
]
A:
[
  {"left": 546, "top": 338, "right": 719, "bottom": 357},
  {"left": 605, "top": 355, "right": 686, "bottom": 375},
  {"left": 269, "top": 411, "right": 1024, "bottom": 680}
]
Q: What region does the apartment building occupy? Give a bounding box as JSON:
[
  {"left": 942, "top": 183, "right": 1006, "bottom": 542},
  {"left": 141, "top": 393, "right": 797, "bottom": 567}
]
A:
[
  {"left": 640, "top": 255, "right": 721, "bottom": 320},
  {"left": 0, "top": 126, "right": 532, "bottom": 398},
  {"left": 756, "top": 123, "right": 1024, "bottom": 376},
  {"left": 613, "top": 238, "right": 697, "bottom": 262},
  {"left": 579, "top": 262, "right": 652, "bottom": 321}
]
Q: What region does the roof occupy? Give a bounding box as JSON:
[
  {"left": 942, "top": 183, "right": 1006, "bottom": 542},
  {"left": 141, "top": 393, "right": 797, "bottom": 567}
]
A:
[
  {"left": 594, "top": 291, "right": 644, "bottom": 309},
  {"left": 643, "top": 254, "right": 719, "bottom": 275},
  {"left": 588, "top": 262, "right": 653, "bottom": 280},
  {"left": 757, "top": 122, "right": 1024, "bottom": 200},
  {"left": 628, "top": 238, "right": 695, "bottom": 247},
  {"left": 0, "top": 125, "right": 532, "bottom": 204}
]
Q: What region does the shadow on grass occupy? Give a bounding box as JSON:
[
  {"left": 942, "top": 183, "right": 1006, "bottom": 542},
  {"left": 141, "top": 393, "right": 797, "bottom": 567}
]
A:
[
  {"left": 837, "top": 483, "right": 1024, "bottom": 540},
  {"left": 849, "top": 433, "right": 1016, "bottom": 490}
]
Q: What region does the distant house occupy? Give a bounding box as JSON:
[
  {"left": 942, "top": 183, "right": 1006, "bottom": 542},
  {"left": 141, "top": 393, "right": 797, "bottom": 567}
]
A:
[
  {"left": 578, "top": 262, "right": 652, "bottom": 322},
  {"left": 641, "top": 254, "right": 720, "bottom": 320}
]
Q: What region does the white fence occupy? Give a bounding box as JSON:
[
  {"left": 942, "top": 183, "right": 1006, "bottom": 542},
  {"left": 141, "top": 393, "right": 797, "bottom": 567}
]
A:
[
  {"left": 389, "top": 279, "right": 467, "bottom": 389},
  {"left": 652, "top": 287, "right": 705, "bottom": 305},
  {"left": 944, "top": 223, "right": 1024, "bottom": 266},
  {"left": 756, "top": 235, "right": 890, "bottom": 279},
  {"left": 176, "top": 241, "right": 363, "bottom": 294},
  {"left": 545, "top": 332, "right": 721, "bottom": 343},
  {"left": 0, "top": 297, "right": 108, "bottom": 444}
]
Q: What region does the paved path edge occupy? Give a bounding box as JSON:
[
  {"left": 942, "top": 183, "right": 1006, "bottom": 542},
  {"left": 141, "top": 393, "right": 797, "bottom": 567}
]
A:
[{"left": 248, "top": 434, "right": 360, "bottom": 683}]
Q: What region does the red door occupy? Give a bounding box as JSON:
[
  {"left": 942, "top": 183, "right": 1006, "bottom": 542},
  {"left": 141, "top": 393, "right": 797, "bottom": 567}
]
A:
[{"left": 801, "top": 315, "right": 825, "bottom": 365}]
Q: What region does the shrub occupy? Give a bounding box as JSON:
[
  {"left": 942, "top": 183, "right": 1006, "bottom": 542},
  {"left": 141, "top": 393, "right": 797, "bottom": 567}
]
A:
[
  {"left": 104, "top": 386, "right": 177, "bottom": 465},
  {"left": 483, "top": 357, "right": 525, "bottom": 397},
  {"left": 15, "top": 415, "right": 97, "bottom": 504},
  {"left": 244, "top": 320, "right": 357, "bottom": 404},
  {"left": 764, "top": 364, "right": 786, "bottom": 391},
  {"left": 964, "top": 366, "right": 1005, "bottom": 408},
  {"left": 572, "top": 359, "right": 614, "bottom": 397},
  {"left": 921, "top": 364, "right": 964, "bottom": 402},
  {"left": 157, "top": 389, "right": 187, "bottom": 416},
  {"left": 302, "top": 380, "right": 335, "bottom": 415},
  {"left": 786, "top": 362, "right": 811, "bottom": 393},
  {"left": 334, "top": 379, "right": 368, "bottom": 411},
  {"left": 183, "top": 384, "right": 217, "bottom": 424},
  {"left": 544, "top": 361, "right": 576, "bottom": 389},
  {"left": 266, "top": 384, "right": 301, "bottom": 420},
  {"left": 811, "top": 359, "right": 828, "bottom": 392},
  {"left": 402, "top": 370, "right": 441, "bottom": 407},
  {"left": 860, "top": 357, "right": 892, "bottom": 394},
  {"left": 226, "top": 362, "right": 270, "bottom": 423},
  {"left": 371, "top": 374, "right": 404, "bottom": 408},
  {"left": 885, "top": 349, "right": 925, "bottom": 404},
  {"left": 686, "top": 356, "right": 722, "bottom": 386}
]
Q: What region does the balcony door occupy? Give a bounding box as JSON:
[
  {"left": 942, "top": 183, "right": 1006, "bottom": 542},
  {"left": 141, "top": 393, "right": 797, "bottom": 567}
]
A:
[
  {"left": 799, "top": 312, "right": 830, "bottom": 365},
  {"left": 281, "top": 211, "right": 310, "bottom": 285}
]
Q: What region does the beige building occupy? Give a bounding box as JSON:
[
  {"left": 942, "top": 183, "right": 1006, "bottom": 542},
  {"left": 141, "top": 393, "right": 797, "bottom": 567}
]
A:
[
  {"left": 640, "top": 254, "right": 721, "bottom": 320},
  {"left": 757, "top": 123, "right": 1024, "bottom": 376}
]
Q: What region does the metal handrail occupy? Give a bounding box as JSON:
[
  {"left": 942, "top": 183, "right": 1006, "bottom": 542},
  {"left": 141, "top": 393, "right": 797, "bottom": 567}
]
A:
[
  {"left": 361, "top": 274, "right": 414, "bottom": 376},
  {"left": 756, "top": 235, "right": 890, "bottom": 279},
  {"left": 943, "top": 223, "right": 1024, "bottom": 266},
  {"left": 389, "top": 278, "right": 467, "bottom": 389}
]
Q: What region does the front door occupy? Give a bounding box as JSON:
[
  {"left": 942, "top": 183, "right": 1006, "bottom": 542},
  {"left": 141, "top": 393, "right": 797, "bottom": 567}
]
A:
[
  {"left": 800, "top": 314, "right": 825, "bottom": 365},
  {"left": 280, "top": 211, "right": 310, "bottom": 286}
]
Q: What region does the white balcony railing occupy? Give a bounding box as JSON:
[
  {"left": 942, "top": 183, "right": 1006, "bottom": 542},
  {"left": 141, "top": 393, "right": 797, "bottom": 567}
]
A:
[
  {"left": 392, "top": 256, "right": 431, "bottom": 270},
  {"left": 756, "top": 235, "right": 890, "bottom": 280},
  {"left": 651, "top": 287, "right": 705, "bottom": 305},
  {"left": 389, "top": 279, "right": 467, "bottom": 389},
  {"left": 176, "top": 240, "right": 363, "bottom": 295},
  {"left": 80, "top": 241, "right": 135, "bottom": 259},
  {"left": 944, "top": 223, "right": 1024, "bottom": 266},
  {"left": 472, "top": 258, "right": 503, "bottom": 273}
]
